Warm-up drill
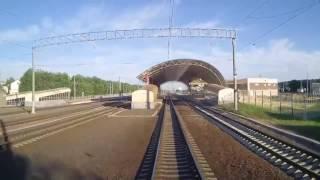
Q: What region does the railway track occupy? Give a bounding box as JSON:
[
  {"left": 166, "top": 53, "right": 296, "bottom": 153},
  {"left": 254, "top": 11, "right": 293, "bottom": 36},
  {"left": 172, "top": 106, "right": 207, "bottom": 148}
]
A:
[
  {"left": 1, "top": 101, "right": 125, "bottom": 126},
  {"left": 187, "top": 101, "right": 320, "bottom": 180},
  {"left": 135, "top": 98, "right": 216, "bottom": 179},
  {"left": 0, "top": 102, "right": 128, "bottom": 149}
]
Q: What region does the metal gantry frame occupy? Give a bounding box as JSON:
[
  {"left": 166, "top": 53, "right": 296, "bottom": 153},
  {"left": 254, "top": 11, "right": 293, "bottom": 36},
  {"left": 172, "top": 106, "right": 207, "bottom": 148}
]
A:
[{"left": 31, "top": 28, "right": 237, "bottom": 113}]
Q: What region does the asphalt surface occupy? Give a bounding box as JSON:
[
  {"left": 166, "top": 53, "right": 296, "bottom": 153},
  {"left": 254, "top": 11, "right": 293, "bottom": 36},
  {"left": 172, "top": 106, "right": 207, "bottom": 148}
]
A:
[
  {"left": 1, "top": 102, "right": 158, "bottom": 179},
  {"left": 0, "top": 100, "right": 296, "bottom": 179}
]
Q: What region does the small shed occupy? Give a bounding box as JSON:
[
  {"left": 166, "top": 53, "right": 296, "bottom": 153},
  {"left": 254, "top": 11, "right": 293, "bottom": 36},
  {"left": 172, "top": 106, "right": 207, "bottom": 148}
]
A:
[{"left": 131, "top": 90, "right": 155, "bottom": 109}]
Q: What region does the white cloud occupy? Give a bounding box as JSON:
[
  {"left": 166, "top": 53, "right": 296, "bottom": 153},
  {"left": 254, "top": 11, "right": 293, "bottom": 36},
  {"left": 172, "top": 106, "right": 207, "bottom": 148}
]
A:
[
  {"left": 0, "top": 25, "right": 40, "bottom": 43},
  {"left": 183, "top": 21, "right": 220, "bottom": 28},
  {"left": 0, "top": 2, "right": 168, "bottom": 43},
  {"left": 237, "top": 39, "right": 320, "bottom": 80},
  {"left": 3, "top": 38, "right": 319, "bottom": 83},
  {"left": 109, "top": 3, "right": 167, "bottom": 29},
  {"left": 1, "top": 2, "right": 319, "bottom": 83}
]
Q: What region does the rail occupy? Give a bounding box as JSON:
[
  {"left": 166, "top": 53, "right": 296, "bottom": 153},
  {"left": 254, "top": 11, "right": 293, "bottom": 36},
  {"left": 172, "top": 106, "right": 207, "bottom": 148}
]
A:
[
  {"left": 135, "top": 97, "right": 216, "bottom": 179},
  {"left": 189, "top": 101, "right": 320, "bottom": 179}
]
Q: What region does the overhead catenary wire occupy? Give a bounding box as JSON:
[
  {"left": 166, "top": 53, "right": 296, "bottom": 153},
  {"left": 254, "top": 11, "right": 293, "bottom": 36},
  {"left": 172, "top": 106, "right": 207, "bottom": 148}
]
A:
[
  {"left": 233, "top": 0, "right": 270, "bottom": 29},
  {"left": 239, "top": 0, "right": 320, "bottom": 51},
  {"left": 247, "top": 1, "right": 317, "bottom": 19}
]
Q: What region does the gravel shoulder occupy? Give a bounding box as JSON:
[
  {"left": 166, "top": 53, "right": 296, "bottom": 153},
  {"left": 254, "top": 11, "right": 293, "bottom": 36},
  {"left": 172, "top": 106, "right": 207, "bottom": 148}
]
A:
[{"left": 176, "top": 104, "right": 291, "bottom": 180}]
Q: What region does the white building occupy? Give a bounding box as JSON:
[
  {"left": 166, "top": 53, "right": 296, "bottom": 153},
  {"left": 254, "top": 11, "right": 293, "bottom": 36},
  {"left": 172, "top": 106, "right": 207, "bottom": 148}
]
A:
[
  {"left": 226, "top": 78, "right": 278, "bottom": 96},
  {"left": 2, "top": 86, "right": 9, "bottom": 94},
  {"left": 312, "top": 83, "right": 320, "bottom": 95},
  {"left": 9, "top": 80, "right": 20, "bottom": 95},
  {"left": 189, "top": 79, "right": 208, "bottom": 92},
  {"left": 0, "top": 88, "right": 6, "bottom": 106}
]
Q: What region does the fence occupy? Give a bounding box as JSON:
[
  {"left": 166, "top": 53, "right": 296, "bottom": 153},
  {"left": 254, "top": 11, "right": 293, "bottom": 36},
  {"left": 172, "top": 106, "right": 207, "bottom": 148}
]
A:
[
  {"left": 69, "top": 93, "right": 131, "bottom": 102},
  {"left": 238, "top": 90, "right": 320, "bottom": 120},
  {"left": 6, "top": 93, "right": 131, "bottom": 107}
]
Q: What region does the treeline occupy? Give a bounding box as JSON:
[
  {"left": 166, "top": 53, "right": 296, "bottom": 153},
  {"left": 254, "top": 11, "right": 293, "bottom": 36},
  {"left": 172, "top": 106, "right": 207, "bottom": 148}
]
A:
[
  {"left": 279, "top": 79, "right": 320, "bottom": 92},
  {"left": 19, "top": 69, "right": 140, "bottom": 96}
]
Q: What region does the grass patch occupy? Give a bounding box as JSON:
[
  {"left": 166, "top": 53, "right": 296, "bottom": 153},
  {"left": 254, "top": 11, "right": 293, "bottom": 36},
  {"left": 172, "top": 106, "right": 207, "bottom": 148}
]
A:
[{"left": 221, "top": 103, "right": 320, "bottom": 141}]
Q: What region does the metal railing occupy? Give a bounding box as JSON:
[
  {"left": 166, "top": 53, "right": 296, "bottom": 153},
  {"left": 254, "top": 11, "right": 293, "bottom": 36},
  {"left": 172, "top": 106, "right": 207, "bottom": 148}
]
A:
[{"left": 237, "top": 90, "right": 320, "bottom": 120}]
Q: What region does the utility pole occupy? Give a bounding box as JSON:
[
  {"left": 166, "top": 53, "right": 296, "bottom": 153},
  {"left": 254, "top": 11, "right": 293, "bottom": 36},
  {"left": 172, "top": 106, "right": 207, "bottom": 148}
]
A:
[
  {"left": 31, "top": 47, "right": 36, "bottom": 114},
  {"left": 306, "top": 72, "right": 309, "bottom": 96},
  {"left": 111, "top": 81, "right": 113, "bottom": 95},
  {"left": 232, "top": 37, "right": 238, "bottom": 111},
  {"left": 119, "top": 76, "right": 122, "bottom": 96},
  {"left": 73, "top": 75, "right": 76, "bottom": 99}
]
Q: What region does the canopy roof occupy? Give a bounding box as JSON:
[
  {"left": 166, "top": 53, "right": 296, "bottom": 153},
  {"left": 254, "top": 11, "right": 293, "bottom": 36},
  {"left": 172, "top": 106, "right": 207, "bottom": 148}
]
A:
[{"left": 137, "top": 59, "right": 225, "bottom": 86}]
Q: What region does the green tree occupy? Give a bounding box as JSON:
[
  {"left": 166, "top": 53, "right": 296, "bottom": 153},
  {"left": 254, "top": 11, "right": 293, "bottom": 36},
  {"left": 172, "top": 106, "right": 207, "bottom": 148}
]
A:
[{"left": 19, "top": 69, "right": 140, "bottom": 96}]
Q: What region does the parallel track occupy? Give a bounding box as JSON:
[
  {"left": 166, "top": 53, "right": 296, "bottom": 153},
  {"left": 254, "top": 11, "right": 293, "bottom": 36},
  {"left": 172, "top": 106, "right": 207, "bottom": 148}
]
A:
[
  {"left": 2, "top": 101, "right": 127, "bottom": 127},
  {"left": 135, "top": 98, "right": 215, "bottom": 179},
  {"left": 189, "top": 101, "right": 320, "bottom": 180},
  {"left": 0, "top": 102, "right": 127, "bottom": 149}
]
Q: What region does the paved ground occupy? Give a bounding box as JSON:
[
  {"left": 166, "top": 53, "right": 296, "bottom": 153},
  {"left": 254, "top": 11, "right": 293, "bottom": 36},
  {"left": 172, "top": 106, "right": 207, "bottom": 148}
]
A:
[
  {"left": 176, "top": 104, "right": 291, "bottom": 180},
  {"left": 0, "top": 101, "right": 118, "bottom": 122},
  {"left": 1, "top": 100, "right": 294, "bottom": 179},
  {"left": 1, "top": 103, "right": 158, "bottom": 179}
]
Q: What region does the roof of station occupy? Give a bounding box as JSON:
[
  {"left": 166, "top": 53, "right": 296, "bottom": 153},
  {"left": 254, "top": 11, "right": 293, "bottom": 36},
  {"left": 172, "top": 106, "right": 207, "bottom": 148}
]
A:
[{"left": 137, "top": 59, "right": 225, "bottom": 86}]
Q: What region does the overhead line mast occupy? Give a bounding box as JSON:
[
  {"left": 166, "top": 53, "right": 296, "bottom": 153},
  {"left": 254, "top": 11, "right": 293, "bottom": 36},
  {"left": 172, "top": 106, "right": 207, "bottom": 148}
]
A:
[{"left": 31, "top": 28, "right": 236, "bottom": 113}]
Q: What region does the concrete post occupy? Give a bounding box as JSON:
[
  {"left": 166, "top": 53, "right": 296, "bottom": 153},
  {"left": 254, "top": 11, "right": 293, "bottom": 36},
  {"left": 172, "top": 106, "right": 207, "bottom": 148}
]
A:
[
  {"left": 255, "top": 90, "right": 257, "bottom": 106},
  {"left": 119, "top": 76, "right": 122, "bottom": 97},
  {"left": 111, "top": 82, "right": 113, "bottom": 95},
  {"left": 31, "top": 47, "right": 36, "bottom": 114},
  {"left": 291, "top": 93, "right": 294, "bottom": 119},
  {"left": 73, "top": 76, "right": 76, "bottom": 99},
  {"left": 262, "top": 90, "right": 264, "bottom": 108},
  {"left": 279, "top": 93, "right": 282, "bottom": 114},
  {"left": 304, "top": 94, "right": 307, "bottom": 120},
  {"left": 270, "top": 90, "right": 272, "bottom": 111},
  {"left": 232, "top": 38, "right": 238, "bottom": 111}
]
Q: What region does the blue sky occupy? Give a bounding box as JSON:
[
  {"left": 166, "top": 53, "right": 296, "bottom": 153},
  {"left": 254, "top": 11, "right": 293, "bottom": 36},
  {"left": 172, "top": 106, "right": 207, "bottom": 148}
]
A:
[{"left": 0, "top": 0, "right": 319, "bottom": 84}]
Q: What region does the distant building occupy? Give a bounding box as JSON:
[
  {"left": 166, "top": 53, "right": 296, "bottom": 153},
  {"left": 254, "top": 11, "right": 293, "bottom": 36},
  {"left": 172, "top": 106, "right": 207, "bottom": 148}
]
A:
[
  {"left": 312, "top": 83, "right": 320, "bottom": 95},
  {"left": 226, "top": 77, "right": 278, "bottom": 96},
  {"left": 9, "top": 80, "right": 20, "bottom": 95},
  {"left": 189, "top": 78, "right": 208, "bottom": 92},
  {"left": 2, "top": 86, "right": 9, "bottom": 94},
  {"left": 0, "top": 87, "right": 6, "bottom": 106}
]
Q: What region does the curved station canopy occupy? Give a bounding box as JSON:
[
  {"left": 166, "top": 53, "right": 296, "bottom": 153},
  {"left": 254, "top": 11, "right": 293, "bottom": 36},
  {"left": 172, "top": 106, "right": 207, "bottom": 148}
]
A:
[{"left": 137, "top": 59, "right": 225, "bottom": 87}]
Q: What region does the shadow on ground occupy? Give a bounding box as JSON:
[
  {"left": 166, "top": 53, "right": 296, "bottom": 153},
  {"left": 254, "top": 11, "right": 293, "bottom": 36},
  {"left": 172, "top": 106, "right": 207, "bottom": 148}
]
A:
[
  {"left": 0, "top": 119, "right": 103, "bottom": 180},
  {"left": 101, "top": 100, "right": 131, "bottom": 109}
]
